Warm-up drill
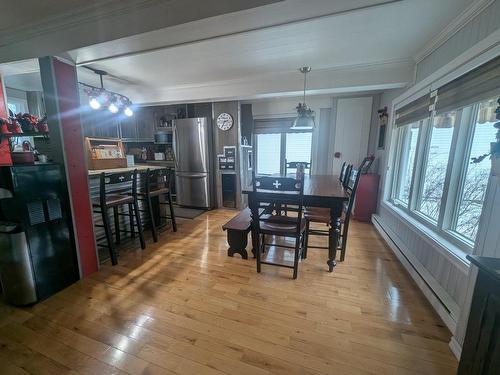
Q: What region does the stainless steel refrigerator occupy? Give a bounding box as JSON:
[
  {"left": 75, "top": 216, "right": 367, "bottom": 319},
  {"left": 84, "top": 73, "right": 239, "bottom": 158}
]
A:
[{"left": 173, "top": 118, "right": 212, "bottom": 208}]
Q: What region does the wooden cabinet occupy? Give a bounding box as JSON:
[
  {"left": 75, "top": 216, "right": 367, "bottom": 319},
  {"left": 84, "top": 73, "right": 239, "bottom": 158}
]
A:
[
  {"left": 352, "top": 174, "right": 380, "bottom": 222},
  {"left": 458, "top": 256, "right": 500, "bottom": 374},
  {"left": 136, "top": 107, "right": 155, "bottom": 140},
  {"left": 119, "top": 117, "right": 137, "bottom": 140}
]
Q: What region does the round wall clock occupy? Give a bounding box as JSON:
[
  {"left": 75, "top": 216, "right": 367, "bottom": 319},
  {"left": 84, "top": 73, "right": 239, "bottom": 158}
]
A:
[{"left": 216, "top": 112, "right": 233, "bottom": 131}]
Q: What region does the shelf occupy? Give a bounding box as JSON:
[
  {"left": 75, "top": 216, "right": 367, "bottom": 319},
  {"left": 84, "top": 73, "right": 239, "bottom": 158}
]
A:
[{"left": 1, "top": 132, "right": 50, "bottom": 141}]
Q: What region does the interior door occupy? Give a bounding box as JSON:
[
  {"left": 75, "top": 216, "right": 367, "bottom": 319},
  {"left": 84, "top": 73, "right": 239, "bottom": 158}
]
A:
[{"left": 331, "top": 97, "right": 373, "bottom": 174}]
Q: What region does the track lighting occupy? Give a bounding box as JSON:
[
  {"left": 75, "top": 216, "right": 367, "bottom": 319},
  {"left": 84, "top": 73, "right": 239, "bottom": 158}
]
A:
[
  {"left": 124, "top": 106, "right": 133, "bottom": 117},
  {"left": 108, "top": 103, "right": 119, "bottom": 114},
  {"left": 89, "top": 97, "right": 101, "bottom": 110},
  {"left": 79, "top": 67, "right": 134, "bottom": 116}
]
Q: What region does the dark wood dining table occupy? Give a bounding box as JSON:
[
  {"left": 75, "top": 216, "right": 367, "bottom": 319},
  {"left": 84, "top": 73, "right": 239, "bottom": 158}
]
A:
[{"left": 242, "top": 174, "right": 349, "bottom": 272}]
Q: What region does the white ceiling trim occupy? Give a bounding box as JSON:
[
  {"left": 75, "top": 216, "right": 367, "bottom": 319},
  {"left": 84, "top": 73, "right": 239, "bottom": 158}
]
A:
[
  {"left": 137, "top": 59, "right": 413, "bottom": 105},
  {"left": 413, "top": 0, "right": 494, "bottom": 63}
]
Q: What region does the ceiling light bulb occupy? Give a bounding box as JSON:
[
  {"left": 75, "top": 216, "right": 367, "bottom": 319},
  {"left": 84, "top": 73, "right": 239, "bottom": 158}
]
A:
[
  {"left": 108, "top": 103, "right": 119, "bottom": 114},
  {"left": 89, "top": 97, "right": 101, "bottom": 110},
  {"left": 124, "top": 107, "right": 133, "bottom": 117}
]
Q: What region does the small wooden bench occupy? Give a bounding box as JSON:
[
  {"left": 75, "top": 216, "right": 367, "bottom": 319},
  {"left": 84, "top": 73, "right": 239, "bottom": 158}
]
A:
[{"left": 222, "top": 208, "right": 252, "bottom": 259}]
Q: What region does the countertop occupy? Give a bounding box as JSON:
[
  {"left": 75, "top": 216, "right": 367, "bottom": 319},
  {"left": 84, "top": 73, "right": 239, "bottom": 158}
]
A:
[
  {"left": 467, "top": 255, "right": 500, "bottom": 284},
  {"left": 88, "top": 165, "right": 165, "bottom": 176}
]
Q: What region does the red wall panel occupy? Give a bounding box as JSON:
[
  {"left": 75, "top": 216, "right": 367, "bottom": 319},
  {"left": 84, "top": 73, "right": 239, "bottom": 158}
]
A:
[
  {"left": 52, "top": 59, "right": 98, "bottom": 276},
  {"left": 0, "top": 77, "right": 12, "bottom": 166}
]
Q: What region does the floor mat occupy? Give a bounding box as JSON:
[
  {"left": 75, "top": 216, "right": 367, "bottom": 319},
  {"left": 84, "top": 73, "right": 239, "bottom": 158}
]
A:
[{"left": 173, "top": 206, "right": 206, "bottom": 219}]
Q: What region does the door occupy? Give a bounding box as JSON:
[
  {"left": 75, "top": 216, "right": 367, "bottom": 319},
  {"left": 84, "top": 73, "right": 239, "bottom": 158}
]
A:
[
  {"left": 173, "top": 118, "right": 209, "bottom": 173},
  {"left": 331, "top": 97, "right": 373, "bottom": 174},
  {"left": 175, "top": 172, "right": 210, "bottom": 208}
]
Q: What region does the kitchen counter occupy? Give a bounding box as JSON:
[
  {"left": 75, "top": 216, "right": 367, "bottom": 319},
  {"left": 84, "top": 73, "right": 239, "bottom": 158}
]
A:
[{"left": 88, "top": 165, "right": 165, "bottom": 176}]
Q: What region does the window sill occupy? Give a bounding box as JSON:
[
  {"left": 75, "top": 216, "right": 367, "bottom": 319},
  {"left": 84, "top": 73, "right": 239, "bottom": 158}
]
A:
[{"left": 380, "top": 200, "right": 470, "bottom": 274}]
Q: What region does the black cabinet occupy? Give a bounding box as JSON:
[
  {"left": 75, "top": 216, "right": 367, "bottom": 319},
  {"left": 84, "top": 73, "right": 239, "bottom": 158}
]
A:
[
  {"left": 120, "top": 117, "right": 137, "bottom": 139},
  {"left": 458, "top": 256, "right": 500, "bottom": 374}
]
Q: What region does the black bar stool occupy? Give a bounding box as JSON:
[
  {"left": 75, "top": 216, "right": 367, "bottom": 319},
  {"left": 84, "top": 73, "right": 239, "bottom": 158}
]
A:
[
  {"left": 92, "top": 170, "right": 145, "bottom": 265},
  {"left": 139, "top": 168, "right": 177, "bottom": 242}
]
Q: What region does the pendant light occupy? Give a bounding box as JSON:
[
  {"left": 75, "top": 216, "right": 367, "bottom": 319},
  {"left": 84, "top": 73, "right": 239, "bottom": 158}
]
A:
[{"left": 292, "top": 67, "right": 315, "bottom": 129}]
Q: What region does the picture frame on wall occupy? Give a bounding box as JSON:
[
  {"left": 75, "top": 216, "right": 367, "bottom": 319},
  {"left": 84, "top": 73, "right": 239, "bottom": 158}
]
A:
[{"left": 377, "top": 106, "right": 388, "bottom": 150}]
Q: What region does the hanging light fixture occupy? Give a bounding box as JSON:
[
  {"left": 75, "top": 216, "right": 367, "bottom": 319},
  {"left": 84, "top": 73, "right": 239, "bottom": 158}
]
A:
[
  {"left": 79, "top": 67, "right": 134, "bottom": 117},
  {"left": 291, "top": 66, "right": 315, "bottom": 129}
]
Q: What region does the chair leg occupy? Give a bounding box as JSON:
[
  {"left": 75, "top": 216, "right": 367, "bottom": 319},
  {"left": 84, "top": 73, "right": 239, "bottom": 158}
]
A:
[
  {"left": 128, "top": 203, "right": 135, "bottom": 238},
  {"left": 261, "top": 234, "right": 266, "bottom": 253},
  {"left": 256, "top": 231, "right": 261, "bottom": 273},
  {"left": 146, "top": 194, "right": 158, "bottom": 243},
  {"left": 167, "top": 193, "right": 177, "bottom": 232},
  {"left": 133, "top": 199, "right": 146, "bottom": 250},
  {"left": 113, "top": 206, "right": 120, "bottom": 244},
  {"left": 303, "top": 220, "right": 310, "bottom": 259},
  {"left": 293, "top": 237, "right": 300, "bottom": 279},
  {"left": 102, "top": 207, "right": 118, "bottom": 265},
  {"left": 340, "top": 220, "right": 349, "bottom": 262}
]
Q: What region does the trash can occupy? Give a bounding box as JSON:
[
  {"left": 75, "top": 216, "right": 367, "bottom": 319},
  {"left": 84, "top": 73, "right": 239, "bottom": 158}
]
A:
[{"left": 0, "top": 221, "right": 37, "bottom": 305}]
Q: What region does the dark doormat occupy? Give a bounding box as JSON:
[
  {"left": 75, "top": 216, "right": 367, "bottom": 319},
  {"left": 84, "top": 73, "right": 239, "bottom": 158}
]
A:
[{"left": 173, "top": 205, "right": 206, "bottom": 219}]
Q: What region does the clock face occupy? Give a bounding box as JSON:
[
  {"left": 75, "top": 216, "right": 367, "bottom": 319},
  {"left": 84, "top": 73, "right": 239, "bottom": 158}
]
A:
[{"left": 217, "top": 112, "right": 233, "bottom": 131}]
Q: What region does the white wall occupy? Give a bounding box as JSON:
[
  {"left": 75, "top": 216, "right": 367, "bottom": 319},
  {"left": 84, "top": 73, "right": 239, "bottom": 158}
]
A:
[{"left": 247, "top": 94, "right": 378, "bottom": 175}]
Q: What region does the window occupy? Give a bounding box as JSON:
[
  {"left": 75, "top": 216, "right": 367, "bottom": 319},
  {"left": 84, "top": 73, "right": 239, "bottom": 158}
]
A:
[
  {"left": 256, "top": 130, "right": 312, "bottom": 175},
  {"left": 453, "top": 99, "right": 497, "bottom": 240},
  {"left": 391, "top": 98, "right": 496, "bottom": 251},
  {"left": 417, "top": 111, "right": 456, "bottom": 221},
  {"left": 394, "top": 121, "right": 420, "bottom": 205},
  {"left": 7, "top": 97, "right": 28, "bottom": 115},
  {"left": 256, "top": 133, "right": 281, "bottom": 174},
  {"left": 389, "top": 56, "right": 500, "bottom": 252},
  {"left": 285, "top": 132, "right": 313, "bottom": 172}
]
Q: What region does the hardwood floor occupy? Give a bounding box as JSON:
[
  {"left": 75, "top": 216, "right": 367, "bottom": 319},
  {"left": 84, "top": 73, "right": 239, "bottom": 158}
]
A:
[{"left": 0, "top": 209, "right": 458, "bottom": 375}]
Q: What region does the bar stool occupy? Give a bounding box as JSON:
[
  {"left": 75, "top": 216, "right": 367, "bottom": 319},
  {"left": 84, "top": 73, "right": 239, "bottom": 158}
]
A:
[
  {"left": 92, "top": 170, "right": 145, "bottom": 265},
  {"left": 139, "top": 168, "right": 177, "bottom": 243}
]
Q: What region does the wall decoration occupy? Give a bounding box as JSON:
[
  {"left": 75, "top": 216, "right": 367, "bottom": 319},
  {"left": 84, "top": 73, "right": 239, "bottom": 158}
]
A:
[{"left": 377, "top": 106, "right": 388, "bottom": 149}]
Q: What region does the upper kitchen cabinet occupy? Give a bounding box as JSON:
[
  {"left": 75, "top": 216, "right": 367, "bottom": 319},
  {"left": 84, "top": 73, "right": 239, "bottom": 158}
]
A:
[
  {"left": 135, "top": 107, "right": 155, "bottom": 140},
  {"left": 119, "top": 116, "right": 137, "bottom": 140},
  {"left": 82, "top": 111, "right": 119, "bottom": 138},
  {"left": 118, "top": 106, "right": 155, "bottom": 141}
]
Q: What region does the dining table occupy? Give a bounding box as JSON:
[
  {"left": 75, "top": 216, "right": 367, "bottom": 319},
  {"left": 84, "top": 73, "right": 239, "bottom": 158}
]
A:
[{"left": 242, "top": 174, "right": 349, "bottom": 272}]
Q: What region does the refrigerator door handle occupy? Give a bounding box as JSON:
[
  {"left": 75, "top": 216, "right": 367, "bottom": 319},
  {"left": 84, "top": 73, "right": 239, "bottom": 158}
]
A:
[{"left": 173, "top": 122, "right": 180, "bottom": 170}]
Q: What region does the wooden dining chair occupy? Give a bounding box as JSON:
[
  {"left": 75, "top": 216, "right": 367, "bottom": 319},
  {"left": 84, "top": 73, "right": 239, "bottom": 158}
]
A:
[
  {"left": 249, "top": 173, "right": 306, "bottom": 279},
  {"left": 285, "top": 159, "right": 312, "bottom": 175},
  {"left": 92, "top": 170, "right": 145, "bottom": 265},
  {"left": 303, "top": 163, "right": 363, "bottom": 262},
  {"left": 137, "top": 168, "right": 177, "bottom": 242}
]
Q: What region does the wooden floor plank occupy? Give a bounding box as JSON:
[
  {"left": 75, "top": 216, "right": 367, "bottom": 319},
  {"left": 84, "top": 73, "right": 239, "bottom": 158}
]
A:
[{"left": 0, "top": 209, "right": 457, "bottom": 374}]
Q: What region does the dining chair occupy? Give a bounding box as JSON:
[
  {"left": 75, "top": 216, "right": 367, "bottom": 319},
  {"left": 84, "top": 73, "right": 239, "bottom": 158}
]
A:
[
  {"left": 92, "top": 170, "right": 145, "bottom": 265},
  {"left": 285, "top": 159, "right": 312, "bottom": 176},
  {"left": 303, "top": 161, "right": 365, "bottom": 262},
  {"left": 137, "top": 168, "right": 177, "bottom": 242},
  {"left": 249, "top": 173, "right": 306, "bottom": 279}
]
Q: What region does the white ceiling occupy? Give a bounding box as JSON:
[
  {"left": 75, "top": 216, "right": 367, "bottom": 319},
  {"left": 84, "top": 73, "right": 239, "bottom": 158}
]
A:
[{"left": 1, "top": 0, "right": 474, "bottom": 104}]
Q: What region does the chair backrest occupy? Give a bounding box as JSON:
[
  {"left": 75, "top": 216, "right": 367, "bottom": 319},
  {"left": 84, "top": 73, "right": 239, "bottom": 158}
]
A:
[
  {"left": 358, "top": 156, "right": 375, "bottom": 174},
  {"left": 344, "top": 167, "right": 363, "bottom": 220},
  {"left": 145, "top": 168, "right": 172, "bottom": 193},
  {"left": 250, "top": 173, "right": 305, "bottom": 234},
  {"left": 342, "top": 164, "right": 353, "bottom": 188},
  {"left": 285, "top": 159, "right": 311, "bottom": 175},
  {"left": 339, "top": 162, "right": 347, "bottom": 183},
  {"left": 99, "top": 170, "right": 137, "bottom": 205}
]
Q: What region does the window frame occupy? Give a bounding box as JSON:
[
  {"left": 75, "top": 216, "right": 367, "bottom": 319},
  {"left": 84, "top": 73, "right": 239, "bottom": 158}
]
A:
[{"left": 388, "top": 99, "right": 497, "bottom": 254}]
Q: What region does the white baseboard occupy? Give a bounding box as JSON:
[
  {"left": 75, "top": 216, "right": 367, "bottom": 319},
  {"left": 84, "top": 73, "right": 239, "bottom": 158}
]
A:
[
  {"left": 449, "top": 336, "right": 462, "bottom": 360},
  {"left": 372, "top": 214, "right": 457, "bottom": 333}
]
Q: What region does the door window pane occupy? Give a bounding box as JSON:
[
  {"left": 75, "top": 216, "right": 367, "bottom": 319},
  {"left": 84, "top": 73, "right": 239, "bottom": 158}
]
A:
[
  {"left": 395, "top": 122, "right": 420, "bottom": 205},
  {"left": 417, "top": 111, "right": 456, "bottom": 221},
  {"left": 257, "top": 133, "right": 281, "bottom": 174},
  {"left": 454, "top": 99, "right": 497, "bottom": 240},
  {"left": 285, "top": 132, "right": 312, "bottom": 172}
]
